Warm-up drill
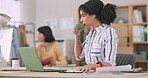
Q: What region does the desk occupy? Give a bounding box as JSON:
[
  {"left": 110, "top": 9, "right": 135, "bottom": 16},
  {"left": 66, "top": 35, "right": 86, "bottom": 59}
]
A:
[{"left": 0, "top": 67, "right": 148, "bottom": 78}]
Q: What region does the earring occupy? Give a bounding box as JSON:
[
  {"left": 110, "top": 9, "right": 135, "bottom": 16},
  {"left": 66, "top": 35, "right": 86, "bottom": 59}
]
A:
[{"left": 92, "top": 15, "right": 95, "bottom": 19}]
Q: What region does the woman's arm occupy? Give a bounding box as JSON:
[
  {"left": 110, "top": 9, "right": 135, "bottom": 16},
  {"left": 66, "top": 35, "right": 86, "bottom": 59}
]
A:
[
  {"left": 77, "top": 62, "right": 112, "bottom": 71},
  {"left": 74, "top": 35, "right": 82, "bottom": 58},
  {"left": 55, "top": 43, "right": 67, "bottom": 65},
  {"left": 103, "top": 28, "right": 118, "bottom": 66},
  {"left": 72, "top": 28, "right": 82, "bottom": 58}
]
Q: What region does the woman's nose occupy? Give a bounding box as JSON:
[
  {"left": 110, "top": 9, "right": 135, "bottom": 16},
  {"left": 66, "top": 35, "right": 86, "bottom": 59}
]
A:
[{"left": 80, "top": 18, "right": 83, "bottom": 23}]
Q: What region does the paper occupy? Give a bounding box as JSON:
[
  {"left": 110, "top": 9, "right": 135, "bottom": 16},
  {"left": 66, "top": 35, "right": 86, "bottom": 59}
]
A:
[
  {"left": 59, "top": 17, "right": 75, "bottom": 30},
  {"left": 53, "top": 64, "right": 76, "bottom": 67},
  {"left": 96, "top": 65, "right": 132, "bottom": 72},
  {"left": 60, "top": 69, "right": 95, "bottom": 73},
  {"left": 62, "top": 69, "right": 83, "bottom": 73},
  {"left": 44, "top": 18, "right": 58, "bottom": 30}
]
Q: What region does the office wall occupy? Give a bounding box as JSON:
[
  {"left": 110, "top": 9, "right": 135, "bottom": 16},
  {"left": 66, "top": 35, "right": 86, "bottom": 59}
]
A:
[
  {"left": 20, "top": 0, "right": 36, "bottom": 24},
  {"left": 36, "top": 0, "right": 86, "bottom": 40},
  {"left": 20, "top": 0, "right": 148, "bottom": 40},
  {"left": 35, "top": 0, "right": 148, "bottom": 40}
]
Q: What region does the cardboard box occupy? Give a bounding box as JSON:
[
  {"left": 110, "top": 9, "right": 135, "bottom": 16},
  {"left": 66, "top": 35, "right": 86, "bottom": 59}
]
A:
[
  {"left": 111, "top": 25, "right": 128, "bottom": 37},
  {"left": 118, "top": 37, "right": 128, "bottom": 47},
  {"left": 117, "top": 46, "right": 134, "bottom": 54}
]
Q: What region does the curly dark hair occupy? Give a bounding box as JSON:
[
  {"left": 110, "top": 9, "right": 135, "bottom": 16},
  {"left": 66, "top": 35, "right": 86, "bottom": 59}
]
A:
[
  {"left": 79, "top": 0, "right": 117, "bottom": 25},
  {"left": 38, "top": 26, "right": 55, "bottom": 42}
]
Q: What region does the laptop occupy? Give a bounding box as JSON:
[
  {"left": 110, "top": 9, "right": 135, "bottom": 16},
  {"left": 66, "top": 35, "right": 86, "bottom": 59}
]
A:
[{"left": 18, "top": 47, "right": 66, "bottom": 72}]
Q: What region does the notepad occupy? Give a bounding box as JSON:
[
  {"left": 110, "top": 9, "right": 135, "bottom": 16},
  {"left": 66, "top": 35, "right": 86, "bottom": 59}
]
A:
[{"left": 96, "top": 65, "right": 132, "bottom": 72}]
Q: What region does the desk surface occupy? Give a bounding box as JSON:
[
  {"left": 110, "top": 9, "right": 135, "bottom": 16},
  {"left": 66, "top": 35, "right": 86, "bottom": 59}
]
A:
[{"left": 0, "top": 67, "right": 148, "bottom": 78}]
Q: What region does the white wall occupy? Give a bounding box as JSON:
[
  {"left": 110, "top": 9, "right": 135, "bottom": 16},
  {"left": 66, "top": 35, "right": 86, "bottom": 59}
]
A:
[
  {"left": 35, "top": 0, "right": 148, "bottom": 40},
  {"left": 36, "top": 0, "right": 86, "bottom": 40},
  {"left": 20, "top": 0, "right": 148, "bottom": 40},
  {"left": 0, "top": 0, "right": 20, "bottom": 21},
  {"left": 19, "top": 0, "right": 36, "bottom": 47},
  {"left": 20, "top": 0, "right": 36, "bottom": 24}
]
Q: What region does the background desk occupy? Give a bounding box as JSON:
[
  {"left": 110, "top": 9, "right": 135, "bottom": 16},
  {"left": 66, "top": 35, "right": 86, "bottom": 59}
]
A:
[
  {"left": 135, "top": 60, "right": 148, "bottom": 71},
  {"left": 0, "top": 67, "right": 148, "bottom": 78}
]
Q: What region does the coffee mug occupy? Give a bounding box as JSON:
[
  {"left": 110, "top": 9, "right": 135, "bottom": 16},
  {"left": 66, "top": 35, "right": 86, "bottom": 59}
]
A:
[{"left": 75, "top": 24, "right": 84, "bottom": 31}]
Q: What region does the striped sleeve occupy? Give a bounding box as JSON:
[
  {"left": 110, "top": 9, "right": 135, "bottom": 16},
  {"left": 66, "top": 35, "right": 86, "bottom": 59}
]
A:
[{"left": 103, "top": 28, "right": 118, "bottom": 66}]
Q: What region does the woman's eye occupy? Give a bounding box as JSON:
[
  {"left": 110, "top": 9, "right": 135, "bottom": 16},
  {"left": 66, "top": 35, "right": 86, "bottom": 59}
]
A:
[{"left": 80, "top": 15, "right": 85, "bottom": 18}]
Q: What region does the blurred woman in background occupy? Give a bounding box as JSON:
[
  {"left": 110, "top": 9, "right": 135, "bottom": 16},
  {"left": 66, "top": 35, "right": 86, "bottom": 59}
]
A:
[{"left": 36, "top": 26, "right": 67, "bottom": 66}]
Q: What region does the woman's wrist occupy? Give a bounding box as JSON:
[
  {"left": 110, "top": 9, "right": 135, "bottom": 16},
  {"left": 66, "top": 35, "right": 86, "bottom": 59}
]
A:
[
  {"left": 75, "top": 36, "right": 81, "bottom": 43},
  {"left": 51, "top": 60, "right": 56, "bottom": 65},
  {"left": 89, "top": 64, "right": 101, "bottom": 70},
  {"left": 75, "top": 35, "right": 80, "bottom": 39},
  {"left": 96, "top": 61, "right": 104, "bottom": 67}
]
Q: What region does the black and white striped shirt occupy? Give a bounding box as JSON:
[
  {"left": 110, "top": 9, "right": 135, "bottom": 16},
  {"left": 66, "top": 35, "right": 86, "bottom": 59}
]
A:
[{"left": 76, "top": 24, "right": 119, "bottom": 66}]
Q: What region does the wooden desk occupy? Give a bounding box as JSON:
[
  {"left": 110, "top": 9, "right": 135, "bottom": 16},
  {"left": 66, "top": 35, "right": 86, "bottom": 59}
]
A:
[
  {"left": 0, "top": 71, "right": 148, "bottom": 78},
  {"left": 0, "top": 67, "right": 147, "bottom": 78}
]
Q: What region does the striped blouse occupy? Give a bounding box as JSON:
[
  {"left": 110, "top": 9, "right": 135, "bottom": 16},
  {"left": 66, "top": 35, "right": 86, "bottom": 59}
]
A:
[{"left": 76, "top": 24, "right": 119, "bottom": 66}]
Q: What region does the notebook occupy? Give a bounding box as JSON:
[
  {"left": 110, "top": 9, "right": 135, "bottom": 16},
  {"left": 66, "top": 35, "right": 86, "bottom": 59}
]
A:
[
  {"left": 18, "top": 47, "right": 66, "bottom": 72},
  {"left": 96, "top": 65, "right": 132, "bottom": 72}
]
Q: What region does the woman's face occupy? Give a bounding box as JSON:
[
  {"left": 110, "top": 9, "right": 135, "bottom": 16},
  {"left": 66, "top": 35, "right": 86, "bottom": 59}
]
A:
[
  {"left": 37, "top": 32, "right": 45, "bottom": 42},
  {"left": 80, "top": 10, "right": 94, "bottom": 28}
]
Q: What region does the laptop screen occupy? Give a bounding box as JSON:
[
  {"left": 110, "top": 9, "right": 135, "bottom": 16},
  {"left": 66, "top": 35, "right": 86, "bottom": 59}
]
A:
[{"left": 18, "top": 47, "right": 44, "bottom": 72}]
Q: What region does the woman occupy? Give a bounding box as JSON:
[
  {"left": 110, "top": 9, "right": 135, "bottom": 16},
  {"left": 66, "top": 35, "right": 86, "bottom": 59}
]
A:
[
  {"left": 36, "top": 26, "right": 67, "bottom": 66},
  {"left": 72, "top": 0, "right": 118, "bottom": 71}
]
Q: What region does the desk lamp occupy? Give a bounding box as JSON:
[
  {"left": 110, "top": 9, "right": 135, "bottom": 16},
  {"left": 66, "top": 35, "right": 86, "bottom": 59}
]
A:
[{"left": 0, "top": 13, "right": 11, "bottom": 27}]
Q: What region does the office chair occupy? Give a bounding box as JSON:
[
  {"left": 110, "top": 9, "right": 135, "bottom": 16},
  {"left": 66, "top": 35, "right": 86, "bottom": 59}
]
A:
[{"left": 116, "top": 54, "right": 136, "bottom": 68}]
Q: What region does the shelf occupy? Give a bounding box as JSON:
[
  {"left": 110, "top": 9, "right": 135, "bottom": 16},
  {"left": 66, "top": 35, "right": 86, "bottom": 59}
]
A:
[
  {"left": 132, "top": 22, "right": 148, "bottom": 25},
  {"left": 111, "top": 22, "right": 148, "bottom": 26},
  {"left": 136, "top": 60, "right": 148, "bottom": 63},
  {"left": 132, "top": 4, "right": 147, "bottom": 7},
  {"left": 111, "top": 23, "right": 129, "bottom": 26},
  {"left": 117, "top": 4, "right": 147, "bottom": 8},
  {"left": 132, "top": 42, "right": 148, "bottom": 44}
]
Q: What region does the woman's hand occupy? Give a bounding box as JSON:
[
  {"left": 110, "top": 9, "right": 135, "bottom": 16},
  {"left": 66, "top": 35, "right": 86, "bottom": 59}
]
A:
[
  {"left": 41, "top": 57, "right": 56, "bottom": 65},
  {"left": 72, "top": 28, "right": 81, "bottom": 37},
  {"left": 77, "top": 64, "right": 100, "bottom": 72}
]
